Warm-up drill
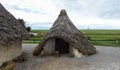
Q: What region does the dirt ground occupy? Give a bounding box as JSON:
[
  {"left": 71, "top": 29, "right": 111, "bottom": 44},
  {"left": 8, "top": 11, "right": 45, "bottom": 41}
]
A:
[{"left": 13, "top": 44, "right": 120, "bottom": 70}]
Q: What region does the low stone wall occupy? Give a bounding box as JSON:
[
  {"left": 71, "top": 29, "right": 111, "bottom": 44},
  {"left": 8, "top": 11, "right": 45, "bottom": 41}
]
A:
[{"left": 0, "top": 41, "right": 22, "bottom": 66}]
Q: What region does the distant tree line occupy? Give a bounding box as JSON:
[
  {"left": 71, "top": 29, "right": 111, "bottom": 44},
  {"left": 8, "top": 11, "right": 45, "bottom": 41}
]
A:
[{"left": 18, "top": 18, "right": 31, "bottom": 32}]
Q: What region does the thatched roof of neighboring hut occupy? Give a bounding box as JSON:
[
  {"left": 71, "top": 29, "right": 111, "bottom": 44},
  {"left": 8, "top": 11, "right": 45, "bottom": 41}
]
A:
[
  {"left": 33, "top": 9, "right": 96, "bottom": 56},
  {"left": 0, "top": 3, "right": 29, "bottom": 45}
]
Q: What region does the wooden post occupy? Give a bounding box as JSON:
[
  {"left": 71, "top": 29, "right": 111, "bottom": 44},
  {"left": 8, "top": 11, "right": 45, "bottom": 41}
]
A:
[
  {"left": 116, "top": 40, "right": 119, "bottom": 44},
  {"left": 55, "top": 51, "right": 60, "bottom": 58}
]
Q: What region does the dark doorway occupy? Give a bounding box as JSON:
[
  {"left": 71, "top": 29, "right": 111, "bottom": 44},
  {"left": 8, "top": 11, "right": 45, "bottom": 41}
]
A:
[{"left": 55, "top": 38, "right": 69, "bottom": 54}]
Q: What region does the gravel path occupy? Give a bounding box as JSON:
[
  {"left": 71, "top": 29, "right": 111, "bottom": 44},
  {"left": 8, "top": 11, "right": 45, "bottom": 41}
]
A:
[{"left": 14, "top": 44, "right": 120, "bottom": 70}]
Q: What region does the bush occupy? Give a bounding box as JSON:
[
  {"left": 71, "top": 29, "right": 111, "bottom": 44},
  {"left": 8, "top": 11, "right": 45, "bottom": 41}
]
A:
[{"left": 86, "top": 36, "right": 91, "bottom": 41}]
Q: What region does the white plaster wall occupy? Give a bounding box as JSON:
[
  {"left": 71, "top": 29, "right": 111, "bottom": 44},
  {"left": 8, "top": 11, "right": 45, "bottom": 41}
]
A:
[
  {"left": 70, "top": 45, "right": 84, "bottom": 58},
  {"left": 0, "top": 42, "right": 22, "bottom": 66}
]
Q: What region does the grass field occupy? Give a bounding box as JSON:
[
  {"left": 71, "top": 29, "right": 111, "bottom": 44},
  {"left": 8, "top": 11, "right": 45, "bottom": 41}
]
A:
[
  {"left": 82, "top": 30, "right": 120, "bottom": 41},
  {"left": 25, "top": 30, "right": 120, "bottom": 47}
]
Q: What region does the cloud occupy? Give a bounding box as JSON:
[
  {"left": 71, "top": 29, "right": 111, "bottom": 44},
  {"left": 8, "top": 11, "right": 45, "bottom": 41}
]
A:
[{"left": 0, "top": 0, "right": 120, "bottom": 29}]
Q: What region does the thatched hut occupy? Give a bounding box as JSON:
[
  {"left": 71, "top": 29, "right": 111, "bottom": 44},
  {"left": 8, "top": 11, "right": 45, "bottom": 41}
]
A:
[
  {"left": 0, "top": 3, "right": 29, "bottom": 66},
  {"left": 33, "top": 9, "right": 96, "bottom": 57}
]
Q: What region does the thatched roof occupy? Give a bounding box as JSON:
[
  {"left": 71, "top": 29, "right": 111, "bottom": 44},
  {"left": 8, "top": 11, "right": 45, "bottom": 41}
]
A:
[
  {"left": 33, "top": 9, "right": 96, "bottom": 56},
  {"left": 0, "top": 3, "right": 30, "bottom": 45}
]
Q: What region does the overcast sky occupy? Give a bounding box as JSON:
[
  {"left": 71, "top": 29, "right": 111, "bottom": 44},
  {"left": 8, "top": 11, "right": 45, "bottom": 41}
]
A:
[{"left": 0, "top": 0, "right": 120, "bottom": 30}]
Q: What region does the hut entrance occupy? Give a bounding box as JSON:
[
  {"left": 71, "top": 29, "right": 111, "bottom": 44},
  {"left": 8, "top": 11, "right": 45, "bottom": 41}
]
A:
[{"left": 55, "top": 38, "right": 69, "bottom": 54}]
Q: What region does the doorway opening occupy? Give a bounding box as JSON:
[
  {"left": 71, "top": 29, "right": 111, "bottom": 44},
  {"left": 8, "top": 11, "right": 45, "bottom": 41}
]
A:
[{"left": 55, "top": 38, "right": 69, "bottom": 54}]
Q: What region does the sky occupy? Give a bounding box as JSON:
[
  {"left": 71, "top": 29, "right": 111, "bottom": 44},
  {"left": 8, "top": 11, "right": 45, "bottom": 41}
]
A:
[{"left": 0, "top": 0, "right": 120, "bottom": 30}]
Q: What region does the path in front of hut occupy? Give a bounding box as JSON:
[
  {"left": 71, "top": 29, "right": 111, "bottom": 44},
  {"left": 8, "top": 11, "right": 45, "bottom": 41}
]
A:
[{"left": 13, "top": 44, "right": 120, "bottom": 70}]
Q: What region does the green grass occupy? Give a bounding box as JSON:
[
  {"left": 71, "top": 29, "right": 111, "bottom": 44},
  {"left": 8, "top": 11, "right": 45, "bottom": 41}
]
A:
[
  {"left": 85, "top": 35, "right": 120, "bottom": 41},
  {"left": 90, "top": 41, "right": 120, "bottom": 47},
  {"left": 81, "top": 30, "right": 120, "bottom": 35},
  {"left": 24, "top": 29, "right": 120, "bottom": 47},
  {"left": 28, "top": 36, "right": 43, "bottom": 41},
  {"left": 22, "top": 41, "right": 40, "bottom": 44},
  {"left": 31, "top": 30, "right": 48, "bottom": 33},
  {"left": 31, "top": 29, "right": 120, "bottom": 35}
]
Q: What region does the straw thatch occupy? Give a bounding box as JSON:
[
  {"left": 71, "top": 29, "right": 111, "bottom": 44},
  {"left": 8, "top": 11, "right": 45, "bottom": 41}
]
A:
[
  {"left": 33, "top": 9, "right": 96, "bottom": 56},
  {"left": 0, "top": 3, "right": 29, "bottom": 45},
  {"left": 0, "top": 3, "right": 29, "bottom": 66}
]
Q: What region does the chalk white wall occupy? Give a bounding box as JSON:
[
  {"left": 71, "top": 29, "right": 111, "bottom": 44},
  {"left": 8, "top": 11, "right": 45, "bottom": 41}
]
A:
[{"left": 0, "top": 41, "right": 22, "bottom": 66}]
